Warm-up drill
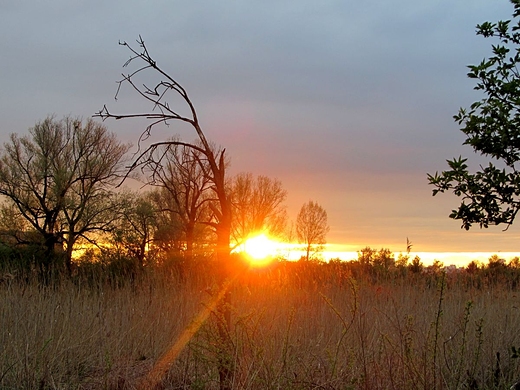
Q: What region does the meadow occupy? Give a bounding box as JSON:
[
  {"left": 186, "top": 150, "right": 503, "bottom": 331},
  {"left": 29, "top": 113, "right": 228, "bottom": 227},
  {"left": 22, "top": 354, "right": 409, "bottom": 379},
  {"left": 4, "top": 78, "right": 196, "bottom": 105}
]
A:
[{"left": 1, "top": 259, "right": 520, "bottom": 390}]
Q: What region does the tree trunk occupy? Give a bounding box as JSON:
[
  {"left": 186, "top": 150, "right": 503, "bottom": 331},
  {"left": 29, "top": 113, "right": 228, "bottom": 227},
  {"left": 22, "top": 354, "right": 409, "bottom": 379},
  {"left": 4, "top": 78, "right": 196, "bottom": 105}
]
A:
[
  {"left": 215, "top": 215, "right": 233, "bottom": 390},
  {"left": 65, "top": 237, "right": 75, "bottom": 277},
  {"left": 41, "top": 232, "right": 62, "bottom": 284},
  {"left": 185, "top": 223, "right": 194, "bottom": 262}
]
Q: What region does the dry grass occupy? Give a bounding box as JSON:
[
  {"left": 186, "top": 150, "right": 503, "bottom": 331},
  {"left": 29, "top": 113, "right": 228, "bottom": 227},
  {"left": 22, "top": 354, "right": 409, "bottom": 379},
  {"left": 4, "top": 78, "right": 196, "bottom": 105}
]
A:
[{"left": 1, "top": 266, "right": 520, "bottom": 389}]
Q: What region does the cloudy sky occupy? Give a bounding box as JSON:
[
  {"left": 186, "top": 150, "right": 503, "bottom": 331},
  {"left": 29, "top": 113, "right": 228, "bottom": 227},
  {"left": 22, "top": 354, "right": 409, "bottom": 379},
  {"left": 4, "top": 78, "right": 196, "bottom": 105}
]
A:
[{"left": 1, "top": 0, "right": 519, "bottom": 254}]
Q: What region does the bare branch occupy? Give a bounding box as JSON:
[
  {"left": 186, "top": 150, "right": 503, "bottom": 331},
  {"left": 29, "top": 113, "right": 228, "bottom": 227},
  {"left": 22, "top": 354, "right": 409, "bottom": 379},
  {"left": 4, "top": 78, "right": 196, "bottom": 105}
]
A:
[{"left": 118, "top": 140, "right": 208, "bottom": 187}]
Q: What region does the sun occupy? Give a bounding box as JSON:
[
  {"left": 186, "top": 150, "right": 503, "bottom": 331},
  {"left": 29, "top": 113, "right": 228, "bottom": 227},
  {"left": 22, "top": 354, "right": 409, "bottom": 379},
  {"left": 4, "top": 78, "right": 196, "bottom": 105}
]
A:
[{"left": 243, "top": 234, "right": 279, "bottom": 265}]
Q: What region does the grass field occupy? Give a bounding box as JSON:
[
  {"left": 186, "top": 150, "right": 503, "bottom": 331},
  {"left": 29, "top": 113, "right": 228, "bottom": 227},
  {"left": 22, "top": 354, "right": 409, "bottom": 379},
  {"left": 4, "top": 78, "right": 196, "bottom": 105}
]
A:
[{"left": 1, "top": 261, "right": 520, "bottom": 389}]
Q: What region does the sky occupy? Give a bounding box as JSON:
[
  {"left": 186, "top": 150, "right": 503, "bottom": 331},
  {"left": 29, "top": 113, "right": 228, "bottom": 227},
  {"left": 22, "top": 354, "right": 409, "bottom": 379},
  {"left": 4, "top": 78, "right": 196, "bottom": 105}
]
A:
[{"left": 1, "top": 0, "right": 519, "bottom": 258}]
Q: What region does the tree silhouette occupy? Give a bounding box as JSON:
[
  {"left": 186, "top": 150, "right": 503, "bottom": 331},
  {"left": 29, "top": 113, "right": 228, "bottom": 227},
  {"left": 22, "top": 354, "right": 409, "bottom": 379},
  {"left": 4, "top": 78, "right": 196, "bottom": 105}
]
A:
[
  {"left": 96, "top": 37, "right": 231, "bottom": 278},
  {"left": 95, "top": 36, "right": 234, "bottom": 389},
  {"left": 230, "top": 172, "right": 287, "bottom": 248},
  {"left": 0, "top": 116, "right": 129, "bottom": 278},
  {"left": 144, "top": 140, "right": 214, "bottom": 262},
  {"left": 429, "top": 2, "right": 520, "bottom": 230},
  {"left": 296, "top": 200, "right": 329, "bottom": 261},
  {"left": 112, "top": 191, "right": 158, "bottom": 267}
]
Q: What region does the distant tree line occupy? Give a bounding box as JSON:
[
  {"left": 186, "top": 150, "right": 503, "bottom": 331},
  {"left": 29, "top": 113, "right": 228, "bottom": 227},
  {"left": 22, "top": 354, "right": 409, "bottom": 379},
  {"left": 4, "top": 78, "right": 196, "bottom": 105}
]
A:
[{"left": 327, "top": 248, "right": 520, "bottom": 290}]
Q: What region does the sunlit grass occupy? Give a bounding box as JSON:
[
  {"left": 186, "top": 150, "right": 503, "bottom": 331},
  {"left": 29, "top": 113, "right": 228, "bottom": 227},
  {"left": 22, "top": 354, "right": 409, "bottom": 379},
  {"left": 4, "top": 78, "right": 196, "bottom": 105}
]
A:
[{"left": 2, "top": 264, "right": 520, "bottom": 389}]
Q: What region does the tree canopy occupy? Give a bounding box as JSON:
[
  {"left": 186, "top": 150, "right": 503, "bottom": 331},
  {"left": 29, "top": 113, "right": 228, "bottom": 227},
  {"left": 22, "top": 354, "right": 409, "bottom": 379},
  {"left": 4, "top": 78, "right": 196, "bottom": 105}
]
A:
[
  {"left": 229, "top": 172, "right": 287, "bottom": 248},
  {"left": 0, "top": 116, "right": 129, "bottom": 275},
  {"left": 428, "top": 0, "right": 520, "bottom": 230},
  {"left": 296, "top": 200, "right": 329, "bottom": 261}
]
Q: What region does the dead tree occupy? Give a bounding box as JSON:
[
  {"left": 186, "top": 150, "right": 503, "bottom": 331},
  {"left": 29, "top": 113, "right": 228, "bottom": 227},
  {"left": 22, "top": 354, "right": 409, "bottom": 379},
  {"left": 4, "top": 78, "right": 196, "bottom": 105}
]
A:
[{"left": 95, "top": 36, "right": 234, "bottom": 389}]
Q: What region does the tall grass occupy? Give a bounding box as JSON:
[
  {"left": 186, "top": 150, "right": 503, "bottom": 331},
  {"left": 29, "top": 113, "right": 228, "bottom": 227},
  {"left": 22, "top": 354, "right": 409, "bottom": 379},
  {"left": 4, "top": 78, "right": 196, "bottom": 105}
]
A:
[{"left": 1, "top": 262, "right": 520, "bottom": 389}]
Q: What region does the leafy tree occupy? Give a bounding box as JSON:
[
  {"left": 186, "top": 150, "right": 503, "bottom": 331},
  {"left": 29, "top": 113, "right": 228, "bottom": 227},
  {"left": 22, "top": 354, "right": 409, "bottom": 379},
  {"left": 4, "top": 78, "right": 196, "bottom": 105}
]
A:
[
  {"left": 357, "top": 246, "right": 399, "bottom": 278},
  {"left": 427, "top": 260, "right": 445, "bottom": 276},
  {"left": 357, "top": 246, "right": 377, "bottom": 269},
  {"left": 372, "top": 248, "right": 395, "bottom": 273},
  {"left": 509, "top": 256, "right": 520, "bottom": 268},
  {"left": 408, "top": 256, "right": 424, "bottom": 274},
  {"left": 466, "top": 260, "right": 482, "bottom": 274},
  {"left": 0, "top": 116, "right": 129, "bottom": 276},
  {"left": 487, "top": 254, "right": 507, "bottom": 269},
  {"left": 296, "top": 200, "right": 329, "bottom": 261},
  {"left": 428, "top": 1, "right": 520, "bottom": 230},
  {"left": 229, "top": 172, "right": 287, "bottom": 247}
]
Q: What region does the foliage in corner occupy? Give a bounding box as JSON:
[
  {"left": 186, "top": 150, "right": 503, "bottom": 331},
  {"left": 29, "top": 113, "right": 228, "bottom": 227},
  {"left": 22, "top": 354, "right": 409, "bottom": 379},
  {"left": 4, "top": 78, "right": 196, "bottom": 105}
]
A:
[{"left": 428, "top": 0, "right": 520, "bottom": 230}]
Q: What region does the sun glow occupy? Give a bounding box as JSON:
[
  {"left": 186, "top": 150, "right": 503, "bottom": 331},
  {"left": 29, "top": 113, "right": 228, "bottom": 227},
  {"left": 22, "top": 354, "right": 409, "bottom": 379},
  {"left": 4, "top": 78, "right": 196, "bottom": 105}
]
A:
[{"left": 242, "top": 234, "right": 280, "bottom": 265}]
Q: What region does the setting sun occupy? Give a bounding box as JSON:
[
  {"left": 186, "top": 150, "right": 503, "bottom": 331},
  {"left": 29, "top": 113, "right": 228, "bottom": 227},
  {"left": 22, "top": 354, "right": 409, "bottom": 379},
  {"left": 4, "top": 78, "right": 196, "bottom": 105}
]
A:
[{"left": 243, "top": 234, "right": 279, "bottom": 264}]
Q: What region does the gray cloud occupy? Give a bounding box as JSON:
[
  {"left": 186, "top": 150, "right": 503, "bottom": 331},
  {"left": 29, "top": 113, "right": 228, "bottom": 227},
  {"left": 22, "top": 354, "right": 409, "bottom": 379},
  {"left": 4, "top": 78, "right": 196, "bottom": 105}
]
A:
[{"left": 0, "top": 0, "right": 517, "bottom": 253}]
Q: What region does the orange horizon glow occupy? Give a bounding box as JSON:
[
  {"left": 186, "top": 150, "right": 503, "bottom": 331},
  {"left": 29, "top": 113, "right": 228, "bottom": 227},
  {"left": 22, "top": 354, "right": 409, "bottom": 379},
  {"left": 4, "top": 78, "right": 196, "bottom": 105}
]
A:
[
  {"left": 73, "top": 237, "right": 520, "bottom": 269},
  {"left": 238, "top": 238, "right": 520, "bottom": 268},
  {"left": 298, "top": 245, "right": 520, "bottom": 268}
]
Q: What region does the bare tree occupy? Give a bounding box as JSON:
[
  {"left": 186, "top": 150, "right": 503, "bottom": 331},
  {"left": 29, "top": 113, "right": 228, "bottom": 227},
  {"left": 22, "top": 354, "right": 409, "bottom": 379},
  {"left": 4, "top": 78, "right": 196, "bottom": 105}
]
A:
[
  {"left": 95, "top": 37, "right": 231, "bottom": 278},
  {"left": 145, "top": 140, "right": 214, "bottom": 262},
  {"left": 0, "top": 116, "right": 129, "bottom": 277},
  {"left": 149, "top": 188, "right": 188, "bottom": 257},
  {"left": 95, "top": 36, "right": 234, "bottom": 389},
  {"left": 60, "top": 120, "right": 131, "bottom": 271},
  {"left": 229, "top": 172, "right": 287, "bottom": 247},
  {"left": 296, "top": 200, "right": 330, "bottom": 261}
]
